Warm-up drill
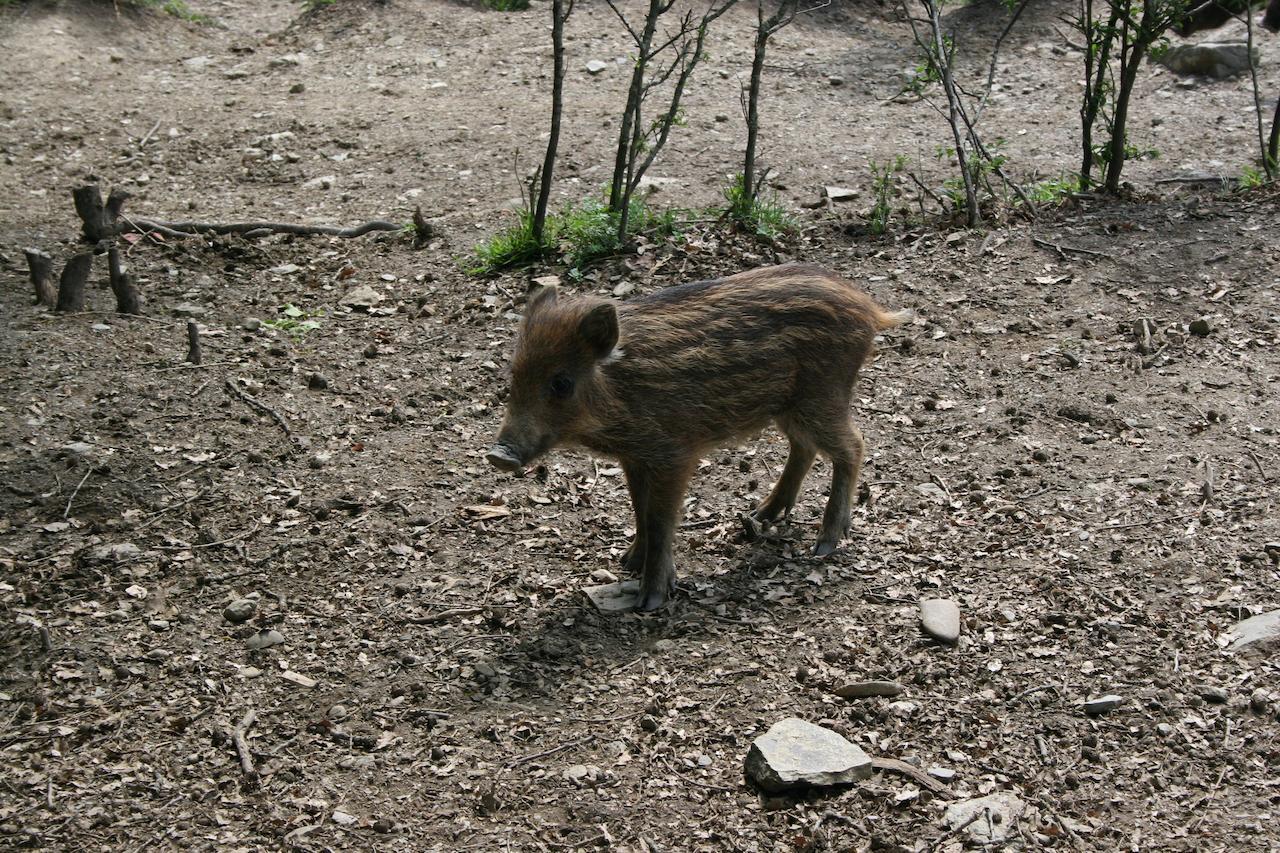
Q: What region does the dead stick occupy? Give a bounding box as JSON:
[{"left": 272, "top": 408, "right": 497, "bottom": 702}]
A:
[
  {"left": 24, "top": 248, "right": 56, "bottom": 307},
  {"left": 223, "top": 379, "right": 293, "bottom": 439},
  {"left": 63, "top": 467, "right": 93, "bottom": 519},
  {"left": 1031, "top": 236, "right": 1105, "bottom": 258},
  {"left": 129, "top": 218, "right": 402, "bottom": 239},
  {"left": 870, "top": 757, "right": 955, "bottom": 798},
  {"left": 505, "top": 735, "right": 594, "bottom": 768},
  {"left": 186, "top": 321, "right": 202, "bottom": 364},
  {"left": 230, "top": 709, "right": 258, "bottom": 779}
]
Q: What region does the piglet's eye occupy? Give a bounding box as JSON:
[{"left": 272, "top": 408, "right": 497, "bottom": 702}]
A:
[{"left": 549, "top": 374, "right": 574, "bottom": 400}]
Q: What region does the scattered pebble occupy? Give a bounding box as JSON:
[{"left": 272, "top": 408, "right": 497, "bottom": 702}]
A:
[
  {"left": 1196, "top": 684, "right": 1229, "bottom": 704},
  {"left": 282, "top": 670, "right": 317, "bottom": 688},
  {"left": 1250, "top": 688, "right": 1272, "bottom": 714},
  {"left": 824, "top": 185, "right": 860, "bottom": 202},
  {"left": 1084, "top": 694, "right": 1124, "bottom": 716},
  {"left": 583, "top": 579, "right": 640, "bottom": 612},
  {"left": 172, "top": 303, "right": 206, "bottom": 318},
  {"left": 585, "top": 59, "right": 608, "bottom": 75},
  {"left": 927, "top": 766, "right": 956, "bottom": 782},
  {"left": 563, "top": 763, "right": 602, "bottom": 786},
  {"left": 744, "top": 718, "right": 872, "bottom": 793},
  {"left": 919, "top": 598, "right": 961, "bottom": 644},
  {"left": 339, "top": 284, "right": 383, "bottom": 310},
  {"left": 222, "top": 598, "right": 256, "bottom": 625}
]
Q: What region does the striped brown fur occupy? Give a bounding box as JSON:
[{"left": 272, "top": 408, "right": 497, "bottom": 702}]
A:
[{"left": 487, "top": 263, "right": 903, "bottom": 611}]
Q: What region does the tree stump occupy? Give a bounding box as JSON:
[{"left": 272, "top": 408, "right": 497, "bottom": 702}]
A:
[
  {"left": 186, "top": 321, "right": 202, "bottom": 365},
  {"left": 72, "top": 184, "right": 129, "bottom": 244},
  {"left": 24, "top": 248, "right": 56, "bottom": 307},
  {"left": 55, "top": 253, "right": 94, "bottom": 313},
  {"left": 107, "top": 246, "right": 142, "bottom": 314}
]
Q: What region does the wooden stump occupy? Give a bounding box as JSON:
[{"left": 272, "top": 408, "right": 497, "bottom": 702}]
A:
[
  {"left": 72, "top": 184, "right": 129, "bottom": 244},
  {"left": 55, "top": 253, "right": 93, "bottom": 313},
  {"left": 107, "top": 246, "right": 142, "bottom": 315},
  {"left": 24, "top": 248, "right": 56, "bottom": 307}
]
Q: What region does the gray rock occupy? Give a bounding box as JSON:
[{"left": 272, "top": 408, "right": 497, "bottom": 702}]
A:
[
  {"left": 583, "top": 579, "right": 640, "bottom": 612},
  {"left": 1084, "top": 694, "right": 1124, "bottom": 715},
  {"left": 242, "top": 317, "right": 262, "bottom": 331},
  {"left": 182, "top": 55, "right": 215, "bottom": 70},
  {"left": 744, "top": 718, "right": 872, "bottom": 792},
  {"left": 339, "top": 284, "right": 383, "bottom": 310},
  {"left": 824, "top": 185, "right": 860, "bottom": 202},
  {"left": 833, "top": 681, "right": 904, "bottom": 699},
  {"left": 1197, "top": 684, "right": 1229, "bottom": 704},
  {"left": 172, "top": 303, "right": 206, "bottom": 317},
  {"left": 247, "top": 628, "right": 285, "bottom": 651},
  {"left": 563, "top": 763, "right": 602, "bottom": 786},
  {"left": 223, "top": 598, "right": 257, "bottom": 625},
  {"left": 1156, "top": 42, "right": 1259, "bottom": 79},
  {"left": 1227, "top": 609, "right": 1280, "bottom": 651},
  {"left": 84, "top": 542, "right": 142, "bottom": 563},
  {"left": 308, "top": 372, "right": 329, "bottom": 390},
  {"left": 612, "top": 281, "right": 636, "bottom": 298},
  {"left": 1250, "top": 688, "right": 1272, "bottom": 714},
  {"left": 302, "top": 174, "right": 336, "bottom": 191},
  {"left": 944, "top": 793, "right": 1031, "bottom": 844},
  {"left": 585, "top": 59, "right": 608, "bottom": 75},
  {"left": 1189, "top": 317, "right": 1212, "bottom": 337},
  {"left": 920, "top": 598, "right": 961, "bottom": 644},
  {"left": 928, "top": 766, "right": 956, "bottom": 782}
]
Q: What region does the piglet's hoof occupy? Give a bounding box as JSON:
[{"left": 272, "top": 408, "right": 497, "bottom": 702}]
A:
[
  {"left": 812, "top": 540, "right": 839, "bottom": 558},
  {"left": 635, "top": 585, "right": 670, "bottom": 612}
]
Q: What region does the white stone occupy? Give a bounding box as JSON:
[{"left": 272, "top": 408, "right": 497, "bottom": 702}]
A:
[
  {"left": 744, "top": 718, "right": 872, "bottom": 792},
  {"left": 920, "top": 598, "right": 961, "bottom": 644}
]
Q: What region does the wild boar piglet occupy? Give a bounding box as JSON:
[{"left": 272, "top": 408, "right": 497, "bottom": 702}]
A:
[{"left": 487, "top": 263, "right": 904, "bottom": 611}]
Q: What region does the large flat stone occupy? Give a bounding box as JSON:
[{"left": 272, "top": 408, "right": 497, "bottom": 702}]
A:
[
  {"left": 744, "top": 718, "right": 872, "bottom": 793},
  {"left": 944, "top": 793, "right": 1032, "bottom": 844},
  {"left": 1227, "top": 609, "right": 1280, "bottom": 652},
  {"left": 583, "top": 580, "right": 640, "bottom": 612}
]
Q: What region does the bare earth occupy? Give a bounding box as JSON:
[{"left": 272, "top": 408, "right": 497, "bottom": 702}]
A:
[{"left": 1, "top": 0, "right": 1279, "bottom": 850}]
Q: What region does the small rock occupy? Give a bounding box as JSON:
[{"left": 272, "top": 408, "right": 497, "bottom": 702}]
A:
[
  {"left": 1196, "top": 684, "right": 1229, "bottom": 704},
  {"left": 1188, "top": 317, "right": 1212, "bottom": 337},
  {"left": 222, "top": 598, "right": 256, "bottom": 625},
  {"left": 1250, "top": 688, "right": 1272, "bottom": 714},
  {"left": 828, "top": 75, "right": 844, "bottom": 86},
  {"left": 919, "top": 598, "right": 961, "bottom": 644},
  {"left": 744, "top": 718, "right": 872, "bottom": 793},
  {"left": 282, "top": 670, "right": 317, "bottom": 688},
  {"left": 944, "top": 793, "right": 1031, "bottom": 844},
  {"left": 83, "top": 542, "right": 141, "bottom": 563},
  {"left": 328, "top": 704, "right": 349, "bottom": 721},
  {"left": 927, "top": 766, "right": 956, "bottom": 782},
  {"left": 612, "top": 281, "right": 636, "bottom": 298},
  {"left": 339, "top": 284, "right": 383, "bottom": 310},
  {"left": 372, "top": 818, "right": 393, "bottom": 834},
  {"left": 289, "top": 82, "right": 306, "bottom": 94},
  {"left": 246, "top": 629, "right": 285, "bottom": 651},
  {"left": 363, "top": 343, "right": 380, "bottom": 359},
  {"left": 714, "top": 113, "right": 729, "bottom": 123},
  {"left": 242, "top": 317, "right": 262, "bottom": 331},
  {"left": 269, "top": 263, "right": 301, "bottom": 275},
  {"left": 308, "top": 372, "right": 329, "bottom": 390},
  {"left": 589, "top": 568, "right": 619, "bottom": 584},
  {"left": 331, "top": 810, "right": 357, "bottom": 826},
  {"left": 585, "top": 59, "right": 608, "bottom": 75},
  {"left": 1084, "top": 694, "right": 1123, "bottom": 716},
  {"left": 302, "top": 174, "right": 336, "bottom": 191},
  {"left": 833, "top": 681, "right": 904, "bottom": 699},
  {"left": 824, "top": 185, "right": 860, "bottom": 202},
  {"left": 1156, "top": 42, "right": 1259, "bottom": 79},
  {"left": 563, "top": 763, "right": 601, "bottom": 786},
  {"left": 1226, "top": 609, "right": 1280, "bottom": 652},
  {"left": 172, "top": 303, "right": 206, "bottom": 318},
  {"left": 583, "top": 579, "right": 640, "bottom": 612},
  {"left": 182, "top": 55, "right": 215, "bottom": 70}
]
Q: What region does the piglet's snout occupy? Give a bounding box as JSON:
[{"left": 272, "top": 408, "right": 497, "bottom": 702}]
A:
[{"left": 485, "top": 444, "right": 524, "bottom": 472}]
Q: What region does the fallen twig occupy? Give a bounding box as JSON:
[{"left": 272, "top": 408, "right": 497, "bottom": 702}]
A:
[
  {"left": 1031, "top": 236, "right": 1105, "bottom": 258},
  {"left": 870, "top": 756, "right": 956, "bottom": 798},
  {"left": 223, "top": 379, "right": 294, "bottom": 442},
  {"left": 229, "top": 709, "right": 258, "bottom": 781},
  {"left": 128, "top": 218, "right": 403, "bottom": 239},
  {"left": 505, "top": 735, "right": 595, "bottom": 769},
  {"left": 63, "top": 467, "right": 94, "bottom": 519}
]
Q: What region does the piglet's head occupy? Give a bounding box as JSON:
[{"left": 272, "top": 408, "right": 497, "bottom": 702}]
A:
[{"left": 486, "top": 287, "right": 619, "bottom": 472}]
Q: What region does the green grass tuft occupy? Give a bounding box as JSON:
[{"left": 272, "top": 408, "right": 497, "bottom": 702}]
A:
[{"left": 723, "top": 173, "right": 794, "bottom": 241}]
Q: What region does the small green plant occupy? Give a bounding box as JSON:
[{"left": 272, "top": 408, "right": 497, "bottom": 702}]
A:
[
  {"left": 1239, "top": 165, "right": 1267, "bottom": 189},
  {"left": 1026, "top": 175, "right": 1081, "bottom": 204},
  {"left": 300, "top": 0, "right": 335, "bottom": 9},
  {"left": 137, "top": 0, "right": 212, "bottom": 22},
  {"left": 868, "top": 155, "right": 906, "bottom": 235},
  {"left": 723, "top": 173, "right": 793, "bottom": 240},
  {"left": 262, "top": 304, "right": 323, "bottom": 336},
  {"left": 469, "top": 209, "right": 553, "bottom": 276},
  {"left": 483, "top": 0, "right": 529, "bottom": 10},
  {"left": 470, "top": 191, "right": 682, "bottom": 276}
]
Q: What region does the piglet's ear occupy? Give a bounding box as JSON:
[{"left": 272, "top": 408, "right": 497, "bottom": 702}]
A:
[
  {"left": 525, "top": 284, "right": 559, "bottom": 316},
  {"left": 578, "top": 303, "right": 619, "bottom": 358}
]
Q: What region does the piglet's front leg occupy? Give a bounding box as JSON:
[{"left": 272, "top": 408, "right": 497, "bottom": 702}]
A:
[{"left": 632, "top": 459, "right": 694, "bottom": 612}]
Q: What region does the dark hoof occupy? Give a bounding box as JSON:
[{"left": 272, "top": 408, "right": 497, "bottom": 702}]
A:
[
  {"left": 813, "top": 540, "right": 839, "bottom": 558},
  {"left": 485, "top": 445, "right": 523, "bottom": 472},
  {"left": 635, "top": 586, "right": 670, "bottom": 612}
]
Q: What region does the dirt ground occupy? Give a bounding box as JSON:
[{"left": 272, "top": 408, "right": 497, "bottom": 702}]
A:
[{"left": 2, "top": 0, "right": 1279, "bottom": 850}]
